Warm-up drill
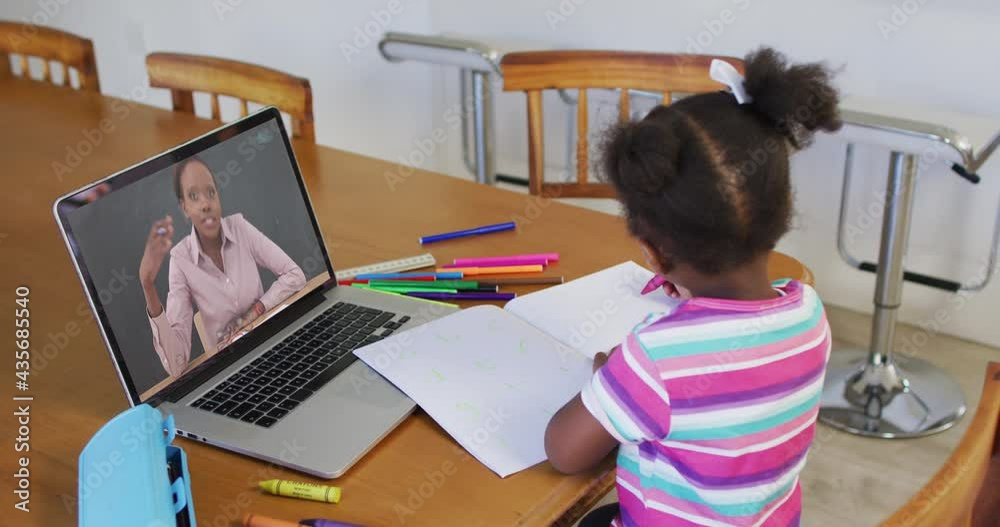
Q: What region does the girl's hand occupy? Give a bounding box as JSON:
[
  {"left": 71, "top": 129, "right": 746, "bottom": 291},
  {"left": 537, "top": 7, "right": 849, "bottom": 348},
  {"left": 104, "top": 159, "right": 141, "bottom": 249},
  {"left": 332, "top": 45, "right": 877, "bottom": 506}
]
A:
[
  {"left": 661, "top": 279, "right": 681, "bottom": 298},
  {"left": 139, "top": 216, "right": 174, "bottom": 286},
  {"left": 592, "top": 344, "right": 621, "bottom": 372}
]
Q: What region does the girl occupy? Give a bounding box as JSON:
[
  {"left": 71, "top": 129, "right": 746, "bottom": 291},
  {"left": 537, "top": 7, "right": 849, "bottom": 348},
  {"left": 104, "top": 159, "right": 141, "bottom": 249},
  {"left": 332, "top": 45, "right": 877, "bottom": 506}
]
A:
[{"left": 545, "top": 48, "right": 839, "bottom": 526}]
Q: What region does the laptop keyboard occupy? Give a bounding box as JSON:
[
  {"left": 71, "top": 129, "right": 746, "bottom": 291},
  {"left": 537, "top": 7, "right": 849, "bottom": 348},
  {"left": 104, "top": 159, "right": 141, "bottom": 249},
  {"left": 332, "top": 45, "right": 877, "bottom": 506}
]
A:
[{"left": 188, "top": 302, "right": 411, "bottom": 428}]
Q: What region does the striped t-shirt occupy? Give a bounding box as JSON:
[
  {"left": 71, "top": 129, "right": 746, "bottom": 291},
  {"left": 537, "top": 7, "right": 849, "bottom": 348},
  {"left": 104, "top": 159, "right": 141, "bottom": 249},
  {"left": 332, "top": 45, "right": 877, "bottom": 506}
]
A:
[{"left": 581, "top": 279, "right": 830, "bottom": 527}]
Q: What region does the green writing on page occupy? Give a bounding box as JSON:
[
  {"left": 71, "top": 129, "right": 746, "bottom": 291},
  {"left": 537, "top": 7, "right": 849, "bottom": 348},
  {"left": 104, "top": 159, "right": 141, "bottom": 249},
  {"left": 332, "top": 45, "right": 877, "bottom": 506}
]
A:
[
  {"left": 474, "top": 360, "right": 496, "bottom": 372},
  {"left": 435, "top": 332, "right": 459, "bottom": 343},
  {"left": 456, "top": 402, "right": 480, "bottom": 416}
]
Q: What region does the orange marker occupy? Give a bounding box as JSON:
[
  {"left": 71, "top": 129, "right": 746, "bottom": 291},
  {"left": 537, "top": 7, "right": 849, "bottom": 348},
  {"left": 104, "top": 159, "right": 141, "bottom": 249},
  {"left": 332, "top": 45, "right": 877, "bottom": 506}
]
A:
[
  {"left": 243, "top": 513, "right": 301, "bottom": 527},
  {"left": 435, "top": 265, "right": 543, "bottom": 276}
]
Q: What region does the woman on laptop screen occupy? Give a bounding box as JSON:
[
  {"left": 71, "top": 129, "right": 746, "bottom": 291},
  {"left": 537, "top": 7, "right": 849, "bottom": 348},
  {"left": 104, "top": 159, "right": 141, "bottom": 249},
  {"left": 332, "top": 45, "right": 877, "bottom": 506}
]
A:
[{"left": 139, "top": 156, "right": 306, "bottom": 377}]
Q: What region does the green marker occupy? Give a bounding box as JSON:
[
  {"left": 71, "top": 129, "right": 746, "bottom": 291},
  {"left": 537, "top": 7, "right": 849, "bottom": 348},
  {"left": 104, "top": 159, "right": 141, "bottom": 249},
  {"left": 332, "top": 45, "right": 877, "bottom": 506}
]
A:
[
  {"left": 359, "top": 284, "right": 459, "bottom": 294},
  {"left": 367, "top": 280, "right": 481, "bottom": 290},
  {"left": 359, "top": 285, "right": 459, "bottom": 308}
]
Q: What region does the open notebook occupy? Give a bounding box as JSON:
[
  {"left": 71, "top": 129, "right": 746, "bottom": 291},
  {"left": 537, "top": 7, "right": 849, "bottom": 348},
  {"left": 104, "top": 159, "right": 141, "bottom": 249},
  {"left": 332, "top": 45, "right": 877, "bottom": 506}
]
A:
[{"left": 354, "top": 261, "right": 679, "bottom": 477}]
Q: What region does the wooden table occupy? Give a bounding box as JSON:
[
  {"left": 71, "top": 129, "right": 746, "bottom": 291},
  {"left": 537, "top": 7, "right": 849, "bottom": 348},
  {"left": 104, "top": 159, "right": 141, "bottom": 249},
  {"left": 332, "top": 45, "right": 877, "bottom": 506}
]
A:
[{"left": 0, "top": 77, "right": 807, "bottom": 526}]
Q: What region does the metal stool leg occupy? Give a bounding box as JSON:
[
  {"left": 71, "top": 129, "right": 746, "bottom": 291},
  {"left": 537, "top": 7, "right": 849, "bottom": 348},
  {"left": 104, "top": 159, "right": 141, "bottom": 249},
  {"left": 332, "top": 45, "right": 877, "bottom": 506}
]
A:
[
  {"left": 820, "top": 152, "right": 967, "bottom": 438},
  {"left": 471, "top": 71, "right": 496, "bottom": 186}
]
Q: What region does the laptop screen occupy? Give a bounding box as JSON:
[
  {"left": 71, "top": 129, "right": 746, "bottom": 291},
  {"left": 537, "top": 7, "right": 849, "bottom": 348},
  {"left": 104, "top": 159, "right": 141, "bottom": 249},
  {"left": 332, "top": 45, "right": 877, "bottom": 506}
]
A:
[{"left": 57, "top": 111, "right": 332, "bottom": 403}]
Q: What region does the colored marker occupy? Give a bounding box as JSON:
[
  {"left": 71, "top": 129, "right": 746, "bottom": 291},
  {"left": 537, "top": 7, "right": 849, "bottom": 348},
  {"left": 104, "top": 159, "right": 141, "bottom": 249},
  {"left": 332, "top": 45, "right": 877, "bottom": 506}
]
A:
[
  {"left": 419, "top": 221, "right": 516, "bottom": 245},
  {"left": 477, "top": 276, "right": 565, "bottom": 286},
  {"left": 355, "top": 272, "right": 463, "bottom": 280},
  {"left": 357, "top": 284, "right": 459, "bottom": 294},
  {"left": 338, "top": 276, "right": 436, "bottom": 285},
  {"left": 259, "top": 479, "right": 341, "bottom": 503},
  {"left": 436, "top": 265, "right": 542, "bottom": 276},
  {"left": 441, "top": 258, "right": 548, "bottom": 269},
  {"left": 452, "top": 253, "right": 559, "bottom": 266},
  {"left": 362, "top": 286, "right": 459, "bottom": 308},
  {"left": 242, "top": 514, "right": 368, "bottom": 527},
  {"left": 301, "top": 519, "right": 369, "bottom": 527},
  {"left": 242, "top": 513, "right": 301, "bottom": 527},
  {"left": 406, "top": 292, "right": 516, "bottom": 301},
  {"left": 641, "top": 275, "right": 668, "bottom": 295},
  {"left": 367, "top": 280, "right": 481, "bottom": 290}
]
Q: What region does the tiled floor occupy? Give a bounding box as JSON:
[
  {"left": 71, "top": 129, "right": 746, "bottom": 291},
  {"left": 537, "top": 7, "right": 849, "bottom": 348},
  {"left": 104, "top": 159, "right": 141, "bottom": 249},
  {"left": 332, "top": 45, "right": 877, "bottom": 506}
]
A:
[{"left": 573, "top": 305, "right": 1000, "bottom": 526}]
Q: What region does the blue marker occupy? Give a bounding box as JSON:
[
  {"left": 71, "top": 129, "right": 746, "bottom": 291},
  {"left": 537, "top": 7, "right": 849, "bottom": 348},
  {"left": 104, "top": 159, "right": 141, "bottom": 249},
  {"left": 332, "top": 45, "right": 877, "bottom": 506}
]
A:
[{"left": 419, "top": 221, "right": 516, "bottom": 245}]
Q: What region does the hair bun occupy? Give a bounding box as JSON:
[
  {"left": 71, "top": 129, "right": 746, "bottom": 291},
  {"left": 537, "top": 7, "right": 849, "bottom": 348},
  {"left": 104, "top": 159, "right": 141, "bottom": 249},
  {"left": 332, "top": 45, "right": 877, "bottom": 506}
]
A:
[
  {"left": 601, "top": 114, "right": 683, "bottom": 196},
  {"left": 742, "top": 47, "right": 842, "bottom": 149}
]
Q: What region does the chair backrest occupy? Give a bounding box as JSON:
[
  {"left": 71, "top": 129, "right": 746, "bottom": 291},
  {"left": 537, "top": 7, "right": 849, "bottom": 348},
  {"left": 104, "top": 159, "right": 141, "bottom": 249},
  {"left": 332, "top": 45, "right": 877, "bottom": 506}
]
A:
[
  {"left": 882, "top": 362, "right": 1000, "bottom": 527},
  {"left": 146, "top": 52, "right": 315, "bottom": 142},
  {"left": 501, "top": 50, "right": 742, "bottom": 198},
  {"left": 0, "top": 21, "right": 99, "bottom": 91},
  {"left": 192, "top": 311, "right": 216, "bottom": 357}
]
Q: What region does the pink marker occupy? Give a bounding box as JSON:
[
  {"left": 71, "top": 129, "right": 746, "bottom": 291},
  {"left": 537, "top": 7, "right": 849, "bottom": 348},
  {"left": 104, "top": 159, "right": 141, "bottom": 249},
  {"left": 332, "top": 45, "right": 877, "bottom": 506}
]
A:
[
  {"left": 641, "top": 275, "right": 668, "bottom": 295},
  {"left": 441, "top": 258, "right": 548, "bottom": 269},
  {"left": 452, "top": 253, "right": 559, "bottom": 267}
]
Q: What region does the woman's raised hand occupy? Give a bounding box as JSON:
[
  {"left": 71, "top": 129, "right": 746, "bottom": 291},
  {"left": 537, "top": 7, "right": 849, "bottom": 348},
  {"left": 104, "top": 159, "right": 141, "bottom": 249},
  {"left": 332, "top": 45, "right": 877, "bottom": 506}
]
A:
[{"left": 140, "top": 216, "right": 174, "bottom": 286}]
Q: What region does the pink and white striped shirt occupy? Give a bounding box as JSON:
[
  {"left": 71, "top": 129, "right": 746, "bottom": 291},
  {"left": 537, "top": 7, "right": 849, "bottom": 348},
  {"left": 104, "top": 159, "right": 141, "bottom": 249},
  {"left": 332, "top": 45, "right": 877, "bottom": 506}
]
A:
[{"left": 581, "top": 280, "right": 831, "bottom": 526}]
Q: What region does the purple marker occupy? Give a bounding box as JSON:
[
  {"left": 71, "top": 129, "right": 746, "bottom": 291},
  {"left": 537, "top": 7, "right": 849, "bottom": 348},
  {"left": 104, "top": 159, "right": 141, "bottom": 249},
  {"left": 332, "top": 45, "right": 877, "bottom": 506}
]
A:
[{"left": 406, "top": 292, "right": 516, "bottom": 301}]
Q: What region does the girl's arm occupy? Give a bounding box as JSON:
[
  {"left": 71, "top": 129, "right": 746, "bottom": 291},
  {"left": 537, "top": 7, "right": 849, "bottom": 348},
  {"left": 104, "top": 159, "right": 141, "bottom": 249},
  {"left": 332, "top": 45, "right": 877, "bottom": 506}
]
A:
[
  {"left": 548, "top": 337, "right": 673, "bottom": 474},
  {"left": 545, "top": 349, "right": 619, "bottom": 474},
  {"left": 545, "top": 393, "right": 619, "bottom": 474}
]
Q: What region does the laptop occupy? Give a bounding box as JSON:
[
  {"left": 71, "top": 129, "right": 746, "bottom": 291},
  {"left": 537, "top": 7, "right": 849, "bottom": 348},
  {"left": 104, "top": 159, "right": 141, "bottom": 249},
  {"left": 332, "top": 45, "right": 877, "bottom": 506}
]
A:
[{"left": 54, "top": 108, "right": 456, "bottom": 478}]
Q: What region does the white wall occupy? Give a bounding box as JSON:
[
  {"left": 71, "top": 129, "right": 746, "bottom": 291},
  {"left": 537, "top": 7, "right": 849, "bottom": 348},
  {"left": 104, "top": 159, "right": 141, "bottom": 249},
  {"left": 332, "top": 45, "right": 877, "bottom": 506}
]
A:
[{"left": 4, "top": 0, "right": 998, "bottom": 348}]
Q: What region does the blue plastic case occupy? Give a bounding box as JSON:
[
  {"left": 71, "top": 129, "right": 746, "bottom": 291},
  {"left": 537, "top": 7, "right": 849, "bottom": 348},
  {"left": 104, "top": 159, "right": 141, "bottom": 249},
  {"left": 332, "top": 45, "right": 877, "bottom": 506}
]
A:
[{"left": 78, "top": 404, "right": 196, "bottom": 526}]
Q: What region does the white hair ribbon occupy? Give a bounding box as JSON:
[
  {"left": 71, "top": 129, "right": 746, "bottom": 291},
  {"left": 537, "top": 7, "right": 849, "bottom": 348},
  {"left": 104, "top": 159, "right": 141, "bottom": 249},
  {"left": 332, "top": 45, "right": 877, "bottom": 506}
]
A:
[{"left": 709, "top": 59, "right": 753, "bottom": 105}]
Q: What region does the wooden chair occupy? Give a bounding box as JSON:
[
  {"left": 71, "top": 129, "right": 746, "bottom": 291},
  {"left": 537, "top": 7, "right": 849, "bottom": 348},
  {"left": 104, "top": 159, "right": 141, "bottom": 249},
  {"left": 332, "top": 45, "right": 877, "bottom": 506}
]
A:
[
  {"left": 501, "top": 50, "right": 742, "bottom": 198},
  {"left": 192, "top": 312, "right": 216, "bottom": 356},
  {"left": 146, "top": 53, "right": 315, "bottom": 142},
  {"left": 0, "top": 22, "right": 99, "bottom": 91},
  {"left": 882, "top": 362, "right": 1000, "bottom": 527}
]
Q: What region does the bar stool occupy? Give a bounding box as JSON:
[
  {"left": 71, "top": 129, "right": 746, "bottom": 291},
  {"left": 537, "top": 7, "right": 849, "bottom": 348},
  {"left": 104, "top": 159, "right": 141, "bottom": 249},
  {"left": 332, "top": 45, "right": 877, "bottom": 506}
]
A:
[{"left": 821, "top": 97, "right": 1000, "bottom": 438}]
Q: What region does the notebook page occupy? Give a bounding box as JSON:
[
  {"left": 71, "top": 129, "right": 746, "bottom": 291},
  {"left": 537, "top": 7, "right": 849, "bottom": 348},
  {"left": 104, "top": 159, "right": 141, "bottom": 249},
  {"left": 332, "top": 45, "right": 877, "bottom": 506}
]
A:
[
  {"left": 504, "top": 261, "right": 680, "bottom": 359},
  {"left": 354, "top": 305, "right": 592, "bottom": 477}
]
